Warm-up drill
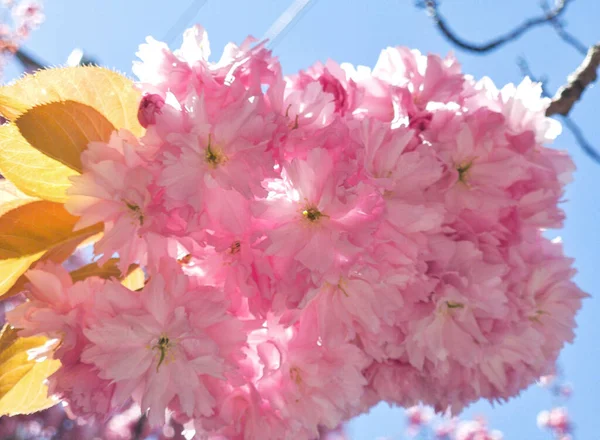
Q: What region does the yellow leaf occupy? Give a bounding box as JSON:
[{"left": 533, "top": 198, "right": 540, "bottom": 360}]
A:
[
  {"left": 0, "top": 197, "right": 33, "bottom": 218},
  {"left": 0, "top": 252, "right": 45, "bottom": 298},
  {"left": 0, "top": 326, "right": 18, "bottom": 353},
  {"left": 16, "top": 101, "right": 115, "bottom": 173},
  {"left": 0, "top": 200, "right": 94, "bottom": 259},
  {"left": 41, "top": 231, "right": 97, "bottom": 264},
  {"left": 76, "top": 231, "right": 104, "bottom": 250},
  {"left": 0, "top": 358, "right": 60, "bottom": 415},
  {"left": 0, "top": 101, "right": 115, "bottom": 201},
  {"left": 0, "top": 66, "right": 143, "bottom": 201},
  {"left": 1, "top": 230, "right": 103, "bottom": 300},
  {"left": 0, "top": 326, "right": 60, "bottom": 416},
  {"left": 70, "top": 258, "right": 122, "bottom": 283},
  {"left": 0, "top": 123, "right": 78, "bottom": 202},
  {"left": 0, "top": 95, "right": 28, "bottom": 121},
  {"left": 121, "top": 267, "right": 146, "bottom": 290},
  {"left": 0, "top": 179, "right": 34, "bottom": 204},
  {"left": 0, "top": 200, "right": 103, "bottom": 297},
  {"left": 0, "top": 66, "right": 143, "bottom": 136}
]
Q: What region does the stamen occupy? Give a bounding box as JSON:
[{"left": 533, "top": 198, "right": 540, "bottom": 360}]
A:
[
  {"left": 284, "top": 104, "right": 299, "bottom": 129},
  {"left": 302, "top": 206, "right": 323, "bottom": 222},
  {"left": 529, "top": 309, "right": 547, "bottom": 324},
  {"left": 229, "top": 241, "right": 241, "bottom": 254},
  {"left": 205, "top": 134, "right": 226, "bottom": 167},
  {"left": 456, "top": 161, "right": 473, "bottom": 183},
  {"left": 290, "top": 114, "right": 299, "bottom": 130},
  {"left": 446, "top": 301, "right": 465, "bottom": 309},
  {"left": 124, "top": 201, "right": 144, "bottom": 226},
  {"left": 178, "top": 254, "right": 192, "bottom": 265},
  {"left": 152, "top": 335, "right": 172, "bottom": 372},
  {"left": 290, "top": 367, "right": 302, "bottom": 385},
  {"left": 338, "top": 279, "right": 349, "bottom": 297}
]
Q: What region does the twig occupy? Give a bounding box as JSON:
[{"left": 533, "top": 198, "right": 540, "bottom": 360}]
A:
[
  {"left": 422, "top": 0, "right": 573, "bottom": 54},
  {"left": 560, "top": 115, "right": 600, "bottom": 164},
  {"left": 546, "top": 44, "right": 600, "bottom": 116},
  {"left": 518, "top": 57, "right": 600, "bottom": 164},
  {"left": 14, "top": 48, "right": 45, "bottom": 72},
  {"left": 541, "top": 0, "right": 588, "bottom": 55}
]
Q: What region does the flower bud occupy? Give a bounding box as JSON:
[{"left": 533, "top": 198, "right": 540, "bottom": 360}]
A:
[{"left": 137, "top": 93, "right": 165, "bottom": 128}]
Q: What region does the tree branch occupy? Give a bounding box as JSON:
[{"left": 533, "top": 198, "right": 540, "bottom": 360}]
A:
[
  {"left": 546, "top": 43, "right": 600, "bottom": 116},
  {"left": 421, "top": 0, "right": 574, "bottom": 54},
  {"left": 560, "top": 115, "right": 600, "bottom": 164},
  {"left": 541, "top": 0, "right": 588, "bottom": 55},
  {"left": 518, "top": 57, "right": 600, "bottom": 164},
  {"left": 13, "top": 48, "right": 45, "bottom": 72}
]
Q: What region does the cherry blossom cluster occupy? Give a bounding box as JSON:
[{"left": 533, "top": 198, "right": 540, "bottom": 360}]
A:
[
  {"left": 537, "top": 372, "right": 575, "bottom": 440},
  {"left": 404, "top": 406, "right": 503, "bottom": 440},
  {"left": 6, "top": 25, "right": 586, "bottom": 439},
  {"left": 0, "top": 0, "right": 44, "bottom": 66},
  {"left": 538, "top": 408, "right": 572, "bottom": 440},
  {"left": 0, "top": 402, "right": 188, "bottom": 440}
]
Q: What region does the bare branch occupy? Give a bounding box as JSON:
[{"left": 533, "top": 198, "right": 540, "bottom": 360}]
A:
[
  {"left": 14, "top": 49, "right": 45, "bottom": 72},
  {"left": 546, "top": 44, "right": 600, "bottom": 116},
  {"left": 560, "top": 115, "right": 600, "bottom": 164},
  {"left": 423, "top": 0, "right": 574, "bottom": 54},
  {"left": 541, "top": 0, "right": 588, "bottom": 55},
  {"left": 518, "top": 57, "right": 600, "bottom": 165}
]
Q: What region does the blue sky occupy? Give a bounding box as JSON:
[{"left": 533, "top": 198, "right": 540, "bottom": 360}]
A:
[{"left": 4, "top": 1, "right": 599, "bottom": 438}]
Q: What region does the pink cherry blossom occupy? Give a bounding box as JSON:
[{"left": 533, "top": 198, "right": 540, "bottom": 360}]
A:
[
  {"left": 138, "top": 93, "right": 166, "bottom": 128},
  {"left": 252, "top": 312, "right": 370, "bottom": 436},
  {"left": 82, "top": 260, "right": 244, "bottom": 426},
  {"left": 255, "top": 148, "right": 382, "bottom": 277},
  {"left": 2, "top": 26, "right": 587, "bottom": 440},
  {"left": 538, "top": 407, "right": 572, "bottom": 437},
  {"left": 65, "top": 131, "right": 157, "bottom": 271},
  {"left": 157, "top": 90, "right": 276, "bottom": 212},
  {"left": 454, "top": 418, "right": 503, "bottom": 440},
  {"left": 5, "top": 263, "right": 116, "bottom": 417},
  {"left": 289, "top": 60, "right": 363, "bottom": 117}
]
